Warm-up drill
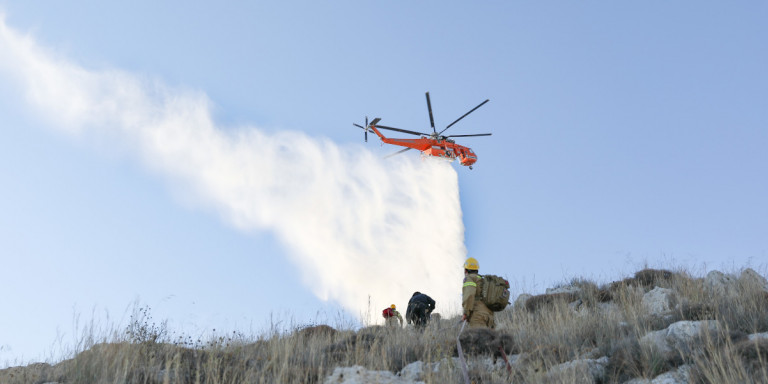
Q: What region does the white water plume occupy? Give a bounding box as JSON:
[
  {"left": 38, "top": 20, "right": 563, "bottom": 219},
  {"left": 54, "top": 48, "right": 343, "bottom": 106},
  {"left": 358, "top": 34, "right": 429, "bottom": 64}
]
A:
[{"left": 0, "top": 16, "right": 466, "bottom": 319}]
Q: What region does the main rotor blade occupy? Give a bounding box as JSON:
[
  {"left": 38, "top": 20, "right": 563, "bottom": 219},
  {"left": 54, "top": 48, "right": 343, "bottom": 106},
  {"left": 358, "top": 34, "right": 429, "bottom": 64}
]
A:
[
  {"left": 384, "top": 147, "right": 412, "bottom": 159},
  {"left": 446, "top": 133, "right": 492, "bottom": 137},
  {"left": 426, "top": 92, "right": 436, "bottom": 133},
  {"left": 376, "top": 125, "right": 429, "bottom": 136},
  {"left": 440, "top": 99, "right": 489, "bottom": 135}
]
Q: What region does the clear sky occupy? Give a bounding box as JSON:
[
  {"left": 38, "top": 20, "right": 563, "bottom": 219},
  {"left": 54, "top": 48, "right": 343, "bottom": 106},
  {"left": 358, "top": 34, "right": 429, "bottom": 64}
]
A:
[{"left": 1, "top": 1, "right": 766, "bottom": 366}]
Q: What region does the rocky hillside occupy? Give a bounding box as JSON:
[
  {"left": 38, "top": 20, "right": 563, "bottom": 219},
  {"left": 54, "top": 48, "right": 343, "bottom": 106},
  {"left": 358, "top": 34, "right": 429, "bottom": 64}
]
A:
[{"left": 2, "top": 267, "right": 767, "bottom": 383}]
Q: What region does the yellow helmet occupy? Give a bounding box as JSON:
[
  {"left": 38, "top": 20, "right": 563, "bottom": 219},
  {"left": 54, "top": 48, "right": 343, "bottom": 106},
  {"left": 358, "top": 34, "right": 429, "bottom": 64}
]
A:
[
  {"left": 464, "top": 257, "right": 479, "bottom": 270},
  {"left": 390, "top": 304, "right": 396, "bottom": 309}
]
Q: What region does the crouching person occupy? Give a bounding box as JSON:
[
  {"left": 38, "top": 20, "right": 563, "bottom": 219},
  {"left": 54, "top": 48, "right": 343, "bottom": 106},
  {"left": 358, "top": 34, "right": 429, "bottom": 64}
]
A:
[{"left": 406, "top": 291, "right": 435, "bottom": 330}]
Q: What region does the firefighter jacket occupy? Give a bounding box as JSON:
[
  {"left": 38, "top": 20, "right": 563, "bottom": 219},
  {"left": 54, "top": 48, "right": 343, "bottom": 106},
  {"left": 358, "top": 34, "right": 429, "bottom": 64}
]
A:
[
  {"left": 462, "top": 273, "right": 492, "bottom": 318},
  {"left": 406, "top": 293, "right": 436, "bottom": 323},
  {"left": 385, "top": 310, "right": 403, "bottom": 327}
]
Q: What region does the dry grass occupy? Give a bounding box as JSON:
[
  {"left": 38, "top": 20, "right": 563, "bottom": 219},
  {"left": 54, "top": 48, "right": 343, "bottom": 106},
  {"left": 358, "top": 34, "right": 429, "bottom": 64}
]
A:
[{"left": 2, "top": 266, "right": 767, "bottom": 383}]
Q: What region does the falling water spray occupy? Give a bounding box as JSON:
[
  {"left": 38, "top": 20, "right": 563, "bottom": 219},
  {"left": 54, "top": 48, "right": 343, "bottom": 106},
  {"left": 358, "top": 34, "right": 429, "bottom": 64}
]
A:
[{"left": 0, "top": 17, "right": 466, "bottom": 320}]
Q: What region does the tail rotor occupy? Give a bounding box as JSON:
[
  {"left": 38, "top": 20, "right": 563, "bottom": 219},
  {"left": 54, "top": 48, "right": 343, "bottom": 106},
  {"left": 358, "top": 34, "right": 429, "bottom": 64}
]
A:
[
  {"left": 353, "top": 117, "right": 382, "bottom": 142},
  {"left": 353, "top": 116, "right": 370, "bottom": 142}
]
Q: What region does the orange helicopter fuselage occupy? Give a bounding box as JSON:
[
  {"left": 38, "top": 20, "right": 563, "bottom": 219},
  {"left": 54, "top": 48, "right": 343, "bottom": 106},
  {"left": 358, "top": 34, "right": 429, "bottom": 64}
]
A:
[{"left": 370, "top": 125, "right": 478, "bottom": 167}]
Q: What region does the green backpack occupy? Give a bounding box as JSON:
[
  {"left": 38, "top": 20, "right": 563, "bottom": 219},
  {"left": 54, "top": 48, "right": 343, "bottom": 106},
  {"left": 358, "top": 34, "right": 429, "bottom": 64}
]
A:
[{"left": 477, "top": 275, "right": 511, "bottom": 312}]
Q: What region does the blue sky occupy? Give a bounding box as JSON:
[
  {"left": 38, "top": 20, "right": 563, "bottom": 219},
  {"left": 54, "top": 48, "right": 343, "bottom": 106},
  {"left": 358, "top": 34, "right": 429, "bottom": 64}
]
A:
[{"left": 1, "top": 1, "right": 766, "bottom": 365}]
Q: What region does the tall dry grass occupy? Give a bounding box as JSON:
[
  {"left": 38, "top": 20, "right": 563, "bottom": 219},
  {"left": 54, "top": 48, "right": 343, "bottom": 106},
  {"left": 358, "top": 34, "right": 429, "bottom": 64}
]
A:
[{"left": 1, "top": 266, "right": 767, "bottom": 383}]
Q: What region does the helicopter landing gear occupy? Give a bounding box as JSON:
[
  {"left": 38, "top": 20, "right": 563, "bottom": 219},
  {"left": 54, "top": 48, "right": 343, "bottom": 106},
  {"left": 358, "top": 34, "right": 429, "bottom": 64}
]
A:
[{"left": 469, "top": 166, "right": 473, "bottom": 170}]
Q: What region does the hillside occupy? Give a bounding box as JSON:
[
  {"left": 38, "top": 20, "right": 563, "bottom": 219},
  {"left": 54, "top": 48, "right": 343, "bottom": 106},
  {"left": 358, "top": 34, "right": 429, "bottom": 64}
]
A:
[{"left": 2, "top": 267, "right": 767, "bottom": 383}]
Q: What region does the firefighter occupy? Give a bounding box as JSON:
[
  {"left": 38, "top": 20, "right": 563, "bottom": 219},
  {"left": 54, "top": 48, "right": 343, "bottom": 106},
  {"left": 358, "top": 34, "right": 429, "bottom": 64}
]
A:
[
  {"left": 383, "top": 304, "right": 403, "bottom": 328},
  {"left": 406, "top": 291, "right": 435, "bottom": 329},
  {"left": 462, "top": 257, "right": 495, "bottom": 329}
]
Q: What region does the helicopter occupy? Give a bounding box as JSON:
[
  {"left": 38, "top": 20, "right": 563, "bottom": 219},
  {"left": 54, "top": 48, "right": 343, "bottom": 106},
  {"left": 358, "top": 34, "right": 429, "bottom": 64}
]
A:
[{"left": 354, "top": 92, "right": 491, "bottom": 169}]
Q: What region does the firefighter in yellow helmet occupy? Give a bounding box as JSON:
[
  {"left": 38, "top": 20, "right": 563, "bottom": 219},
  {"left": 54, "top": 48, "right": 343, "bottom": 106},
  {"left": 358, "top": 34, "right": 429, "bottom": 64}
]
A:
[
  {"left": 383, "top": 304, "right": 403, "bottom": 328},
  {"left": 461, "top": 257, "right": 495, "bottom": 329}
]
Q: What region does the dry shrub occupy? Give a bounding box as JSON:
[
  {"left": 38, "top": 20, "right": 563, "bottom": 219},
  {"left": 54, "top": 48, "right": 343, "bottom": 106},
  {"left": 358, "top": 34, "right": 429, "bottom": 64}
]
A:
[
  {"left": 504, "top": 303, "right": 621, "bottom": 383},
  {"left": 716, "top": 285, "right": 768, "bottom": 334},
  {"left": 608, "top": 287, "right": 649, "bottom": 330},
  {"left": 689, "top": 333, "right": 768, "bottom": 384},
  {"left": 324, "top": 332, "right": 373, "bottom": 359},
  {"left": 605, "top": 279, "right": 643, "bottom": 308},
  {"left": 603, "top": 269, "right": 682, "bottom": 300},
  {"left": 604, "top": 336, "right": 683, "bottom": 383},
  {"left": 514, "top": 291, "right": 623, "bottom": 367},
  {"left": 296, "top": 324, "right": 338, "bottom": 340},
  {"left": 0, "top": 363, "right": 59, "bottom": 384},
  {"left": 676, "top": 301, "right": 717, "bottom": 321},
  {"left": 324, "top": 326, "right": 387, "bottom": 357},
  {"left": 525, "top": 292, "right": 579, "bottom": 313},
  {"left": 515, "top": 343, "right": 573, "bottom": 375},
  {"left": 642, "top": 313, "right": 678, "bottom": 332},
  {"left": 458, "top": 328, "right": 496, "bottom": 355},
  {"left": 324, "top": 324, "right": 453, "bottom": 373},
  {"left": 634, "top": 268, "right": 676, "bottom": 288},
  {"left": 569, "top": 278, "right": 602, "bottom": 309},
  {"left": 456, "top": 328, "right": 516, "bottom": 361},
  {"left": 667, "top": 271, "right": 706, "bottom": 300},
  {"left": 735, "top": 338, "right": 768, "bottom": 376},
  {"left": 47, "top": 342, "right": 191, "bottom": 384},
  {"left": 606, "top": 277, "right": 636, "bottom": 295},
  {"left": 492, "top": 305, "right": 517, "bottom": 328},
  {"left": 596, "top": 287, "right": 614, "bottom": 302},
  {"left": 36, "top": 326, "right": 360, "bottom": 384},
  {"left": 605, "top": 337, "right": 643, "bottom": 382}
]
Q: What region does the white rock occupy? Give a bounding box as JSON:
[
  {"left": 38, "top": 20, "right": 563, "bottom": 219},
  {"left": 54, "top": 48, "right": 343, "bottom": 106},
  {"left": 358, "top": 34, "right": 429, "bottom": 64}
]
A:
[
  {"left": 642, "top": 287, "right": 676, "bottom": 315},
  {"left": 739, "top": 268, "right": 768, "bottom": 291},
  {"left": 324, "top": 365, "right": 424, "bottom": 384},
  {"left": 423, "top": 357, "right": 466, "bottom": 378},
  {"left": 622, "top": 364, "right": 691, "bottom": 384},
  {"left": 514, "top": 294, "right": 532, "bottom": 310},
  {"left": 651, "top": 364, "right": 691, "bottom": 384},
  {"left": 477, "top": 356, "right": 512, "bottom": 372},
  {"left": 397, "top": 361, "right": 444, "bottom": 381},
  {"left": 398, "top": 361, "right": 425, "bottom": 381},
  {"left": 666, "top": 321, "right": 719, "bottom": 348},
  {"left": 640, "top": 329, "right": 671, "bottom": 354},
  {"left": 640, "top": 320, "right": 720, "bottom": 355},
  {"left": 547, "top": 356, "right": 609, "bottom": 383},
  {"left": 705, "top": 270, "right": 739, "bottom": 297},
  {"left": 546, "top": 285, "right": 582, "bottom": 295},
  {"left": 747, "top": 332, "right": 768, "bottom": 341}
]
